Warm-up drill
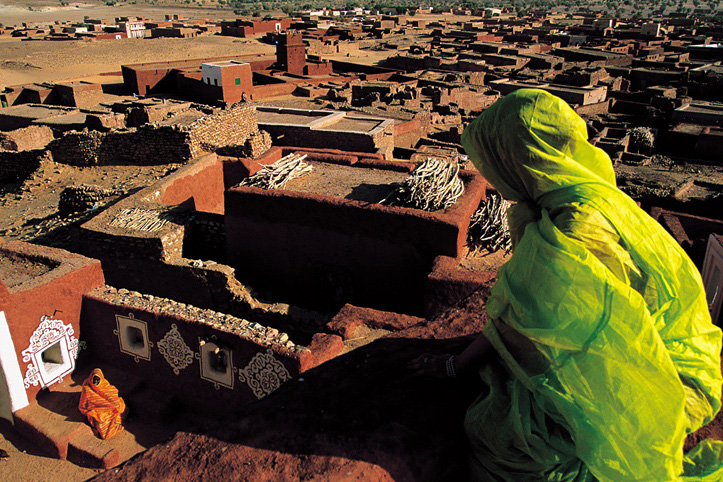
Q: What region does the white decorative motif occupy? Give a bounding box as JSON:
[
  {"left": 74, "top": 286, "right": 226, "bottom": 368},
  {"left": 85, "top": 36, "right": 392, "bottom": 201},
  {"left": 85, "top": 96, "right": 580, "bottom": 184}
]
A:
[
  {"left": 157, "top": 324, "right": 194, "bottom": 375},
  {"left": 114, "top": 313, "right": 152, "bottom": 362},
  {"left": 23, "top": 362, "right": 41, "bottom": 389},
  {"left": 238, "top": 349, "right": 291, "bottom": 399},
  {"left": 197, "top": 340, "right": 235, "bottom": 390},
  {"left": 22, "top": 316, "right": 79, "bottom": 389}
]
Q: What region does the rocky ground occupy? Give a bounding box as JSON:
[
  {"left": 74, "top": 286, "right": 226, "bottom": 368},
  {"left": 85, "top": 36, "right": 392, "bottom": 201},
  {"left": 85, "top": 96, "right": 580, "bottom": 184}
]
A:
[{"left": 0, "top": 159, "right": 180, "bottom": 252}]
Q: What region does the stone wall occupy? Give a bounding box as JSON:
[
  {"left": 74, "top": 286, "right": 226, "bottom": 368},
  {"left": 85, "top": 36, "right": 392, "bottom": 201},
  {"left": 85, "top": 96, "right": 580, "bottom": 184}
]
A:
[
  {"left": 215, "top": 131, "right": 273, "bottom": 160},
  {"left": 0, "top": 149, "right": 49, "bottom": 183},
  {"left": 101, "top": 126, "right": 194, "bottom": 164},
  {"left": 0, "top": 125, "right": 55, "bottom": 152},
  {"left": 48, "top": 104, "right": 260, "bottom": 166},
  {"left": 48, "top": 130, "right": 105, "bottom": 166},
  {"left": 184, "top": 104, "right": 258, "bottom": 154},
  {"left": 182, "top": 211, "right": 227, "bottom": 263}
]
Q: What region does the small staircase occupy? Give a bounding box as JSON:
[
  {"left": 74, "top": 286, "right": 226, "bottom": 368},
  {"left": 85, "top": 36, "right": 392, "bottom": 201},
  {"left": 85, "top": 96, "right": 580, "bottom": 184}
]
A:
[{"left": 12, "top": 365, "right": 179, "bottom": 469}]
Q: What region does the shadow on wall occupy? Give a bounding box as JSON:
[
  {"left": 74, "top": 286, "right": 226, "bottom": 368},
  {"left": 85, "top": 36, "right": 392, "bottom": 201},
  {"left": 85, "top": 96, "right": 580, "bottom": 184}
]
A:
[{"left": 92, "top": 335, "right": 483, "bottom": 482}]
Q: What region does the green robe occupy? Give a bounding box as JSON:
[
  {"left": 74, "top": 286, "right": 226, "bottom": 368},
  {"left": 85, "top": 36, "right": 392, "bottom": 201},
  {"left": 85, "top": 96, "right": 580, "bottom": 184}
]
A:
[{"left": 461, "top": 89, "right": 723, "bottom": 482}]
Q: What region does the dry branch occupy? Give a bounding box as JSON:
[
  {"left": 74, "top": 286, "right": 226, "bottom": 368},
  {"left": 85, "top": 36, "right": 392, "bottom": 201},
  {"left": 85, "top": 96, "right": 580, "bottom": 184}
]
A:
[
  {"left": 467, "top": 192, "right": 511, "bottom": 253},
  {"left": 240, "top": 153, "right": 313, "bottom": 190},
  {"left": 380, "top": 158, "right": 464, "bottom": 211}
]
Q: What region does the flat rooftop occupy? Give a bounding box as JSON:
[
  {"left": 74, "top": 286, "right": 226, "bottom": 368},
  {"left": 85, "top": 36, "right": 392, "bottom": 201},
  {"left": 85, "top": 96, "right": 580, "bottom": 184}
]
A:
[
  {"left": 0, "top": 251, "right": 58, "bottom": 288},
  {"left": 256, "top": 109, "right": 331, "bottom": 126},
  {"left": 0, "top": 104, "right": 79, "bottom": 121},
  {"left": 35, "top": 111, "right": 91, "bottom": 126},
  {"left": 158, "top": 109, "right": 207, "bottom": 126},
  {"left": 256, "top": 107, "right": 391, "bottom": 134},
  {"left": 676, "top": 102, "right": 723, "bottom": 115},
  {"left": 284, "top": 161, "right": 408, "bottom": 203},
  {"left": 322, "top": 117, "right": 385, "bottom": 132}
]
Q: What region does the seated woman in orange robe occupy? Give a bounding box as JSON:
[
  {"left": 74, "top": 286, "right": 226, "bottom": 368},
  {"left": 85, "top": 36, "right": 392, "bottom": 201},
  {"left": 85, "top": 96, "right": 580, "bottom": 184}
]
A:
[{"left": 78, "top": 368, "right": 126, "bottom": 440}]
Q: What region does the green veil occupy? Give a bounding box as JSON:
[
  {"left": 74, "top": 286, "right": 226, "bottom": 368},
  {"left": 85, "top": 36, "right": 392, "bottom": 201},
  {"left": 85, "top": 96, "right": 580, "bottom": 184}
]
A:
[{"left": 461, "top": 89, "right": 723, "bottom": 481}]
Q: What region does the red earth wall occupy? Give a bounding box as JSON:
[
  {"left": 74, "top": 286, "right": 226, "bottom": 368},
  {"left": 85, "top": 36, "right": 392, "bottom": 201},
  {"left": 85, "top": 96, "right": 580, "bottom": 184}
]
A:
[
  {"left": 225, "top": 158, "right": 485, "bottom": 314},
  {"left": 0, "top": 241, "right": 104, "bottom": 403},
  {"left": 79, "top": 293, "right": 307, "bottom": 412},
  {"left": 160, "top": 154, "right": 226, "bottom": 214}
]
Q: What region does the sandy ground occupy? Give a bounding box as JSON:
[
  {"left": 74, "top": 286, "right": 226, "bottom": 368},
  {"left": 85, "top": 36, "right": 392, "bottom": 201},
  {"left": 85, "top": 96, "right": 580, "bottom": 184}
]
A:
[
  {"left": 0, "top": 0, "right": 237, "bottom": 25},
  {"left": 0, "top": 419, "right": 98, "bottom": 482},
  {"left": 0, "top": 34, "right": 274, "bottom": 86},
  {"left": 0, "top": 2, "right": 458, "bottom": 87}
]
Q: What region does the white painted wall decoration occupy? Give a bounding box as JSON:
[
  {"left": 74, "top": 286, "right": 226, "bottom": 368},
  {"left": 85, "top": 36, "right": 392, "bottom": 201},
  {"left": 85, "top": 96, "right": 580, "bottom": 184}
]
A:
[
  {"left": 21, "top": 316, "right": 79, "bottom": 389},
  {"left": 238, "top": 349, "right": 291, "bottom": 399},
  {"left": 197, "top": 340, "right": 235, "bottom": 390},
  {"left": 114, "top": 313, "right": 152, "bottom": 362},
  {"left": 157, "top": 324, "right": 194, "bottom": 375}
]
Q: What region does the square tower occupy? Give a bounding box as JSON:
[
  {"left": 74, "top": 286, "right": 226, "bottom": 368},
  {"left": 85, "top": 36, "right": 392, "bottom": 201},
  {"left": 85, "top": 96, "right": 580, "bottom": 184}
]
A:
[{"left": 276, "top": 32, "right": 306, "bottom": 75}]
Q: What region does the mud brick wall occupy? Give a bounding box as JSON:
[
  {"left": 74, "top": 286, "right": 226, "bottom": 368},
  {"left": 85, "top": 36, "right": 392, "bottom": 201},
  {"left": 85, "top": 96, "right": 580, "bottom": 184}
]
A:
[
  {"left": 123, "top": 102, "right": 191, "bottom": 128},
  {"left": 86, "top": 113, "right": 126, "bottom": 132},
  {"left": 159, "top": 154, "right": 226, "bottom": 214},
  {"left": 0, "top": 125, "right": 55, "bottom": 151},
  {"left": 651, "top": 207, "right": 723, "bottom": 267},
  {"left": 48, "top": 105, "right": 259, "bottom": 166},
  {"left": 265, "top": 122, "right": 395, "bottom": 160},
  {"left": 225, "top": 169, "right": 486, "bottom": 314},
  {"left": 0, "top": 149, "right": 48, "bottom": 183},
  {"left": 80, "top": 227, "right": 170, "bottom": 262},
  {"left": 371, "top": 121, "right": 395, "bottom": 159},
  {"left": 87, "top": 255, "right": 240, "bottom": 313},
  {"left": 54, "top": 84, "right": 105, "bottom": 109},
  {"left": 80, "top": 288, "right": 305, "bottom": 412},
  {"left": 0, "top": 241, "right": 104, "bottom": 404},
  {"left": 243, "top": 130, "right": 272, "bottom": 158},
  {"left": 424, "top": 254, "right": 496, "bottom": 319}
]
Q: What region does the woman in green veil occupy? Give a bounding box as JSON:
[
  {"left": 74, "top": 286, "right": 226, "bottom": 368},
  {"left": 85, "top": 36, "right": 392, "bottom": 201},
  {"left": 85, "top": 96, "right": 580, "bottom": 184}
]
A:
[{"left": 412, "top": 89, "right": 723, "bottom": 481}]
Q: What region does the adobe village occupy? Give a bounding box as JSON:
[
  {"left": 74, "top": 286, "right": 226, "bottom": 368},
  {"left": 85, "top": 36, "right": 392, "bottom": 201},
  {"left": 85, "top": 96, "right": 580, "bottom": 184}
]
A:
[{"left": 1, "top": 0, "right": 723, "bottom": 480}]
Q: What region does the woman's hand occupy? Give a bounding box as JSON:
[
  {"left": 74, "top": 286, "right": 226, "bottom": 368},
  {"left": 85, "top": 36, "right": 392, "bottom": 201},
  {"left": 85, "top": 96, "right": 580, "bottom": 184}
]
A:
[{"left": 408, "top": 353, "right": 452, "bottom": 378}]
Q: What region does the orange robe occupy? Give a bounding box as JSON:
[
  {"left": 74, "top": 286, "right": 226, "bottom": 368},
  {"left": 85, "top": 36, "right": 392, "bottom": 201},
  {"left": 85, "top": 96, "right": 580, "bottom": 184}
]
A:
[{"left": 78, "top": 368, "right": 125, "bottom": 440}]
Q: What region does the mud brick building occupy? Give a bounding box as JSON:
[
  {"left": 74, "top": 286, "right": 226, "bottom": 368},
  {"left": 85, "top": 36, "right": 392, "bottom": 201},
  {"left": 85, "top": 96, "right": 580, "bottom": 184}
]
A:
[
  {"left": 121, "top": 54, "right": 275, "bottom": 97},
  {"left": 220, "top": 18, "right": 292, "bottom": 37},
  {"left": 0, "top": 241, "right": 104, "bottom": 422},
  {"left": 0, "top": 104, "right": 80, "bottom": 131},
  {"left": 256, "top": 107, "right": 395, "bottom": 159},
  {"left": 489, "top": 79, "right": 608, "bottom": 106},
  {"left": 1, "top": 81, "right": 107, "bottom": 110}
]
